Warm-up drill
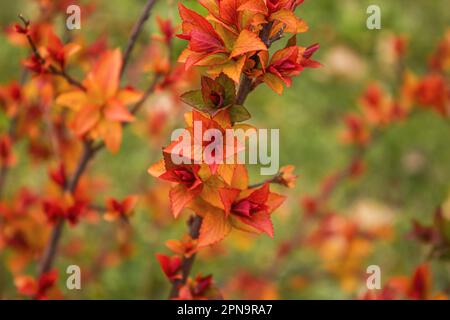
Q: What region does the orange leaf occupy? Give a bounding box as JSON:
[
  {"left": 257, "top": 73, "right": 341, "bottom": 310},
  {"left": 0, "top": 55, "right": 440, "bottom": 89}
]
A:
[
  {"left": 218, "top": 0, "right": 239, "bottom": 26},
  {"left": 198, "top": 210, "right": 232, "bottom": 247},
  {"left": 101, "top": 121, "right": 123, "bottom": 154},
  {"left": 116, "top": 88, "right": 142, "bottom": 105},
  {"left": 208, "top": 55, "right": 246, "bottom": 83},
  {"left": 200, "top": 176, "right": 227, "bottom": 209},
  {"left": 270, "top": 9, "right": 308, "bottom": 34},
  {"left": 230, "top": 30, "right": 267, "bottom": 58},
  {"left": 72, "top": 104, "right": 100, "bottom": 136},
  {"left": 104, "top": 101, "right": 135, "bottom": 122},
  {"left": 217, "top": 163, "right": 235, "bottom": 185},
  {"left": 266, "top": 192, "right": 286, "bottom": 212},
  {"left": 87, "top": 49, "right": 122, "bottom": 100},
  {"left": 230, "top": 164, "right": 249, "bottom": 190},
  {"left": 263, "top": 73, "right": 284, "bottom": 94},
  {"left": 169, "top": 184, "right": 199, "bottom": 218},
  {"left": 148, "top": 159, "right": 166, "bottom": 178},
  {"left": 238, "top": 0, "right": 268, "bottom": 15},
  {"left": 56, "top": 90, "right": 87, "bottom": 110}
]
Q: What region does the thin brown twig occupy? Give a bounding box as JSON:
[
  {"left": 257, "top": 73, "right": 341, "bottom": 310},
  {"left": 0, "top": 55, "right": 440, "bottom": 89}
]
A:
[
  {"left": 130, "top": 73, "right": 161, "bottom": 115},
  {"left": 266, "top": 24, "right": 286, "bottom": 47},
  {"left": 121, "top": 0, "right": 158, "bottom": 78},
  {"left": 169, "top": 215, "right": 203, "bottom": 298},
  {"left": 35, "top": 1, "right": 160, "bottom": 281},
  {"left": 36, "top": 219, "right": 65, "bottom": 277},
  {"left": 37, "top": 140, "right": 98, "bottom": 276},
  {"left": 248, "top": 173, "right": 282, "bottom": 189},
  {"left": 18, "top": 15, "right": 86, "bottom": 91}
]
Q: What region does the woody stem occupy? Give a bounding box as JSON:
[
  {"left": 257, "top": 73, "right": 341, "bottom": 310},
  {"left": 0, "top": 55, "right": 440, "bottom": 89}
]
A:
[
  {"left": 169, "top": 215, "right": 203, "bottom": 299},
  {"left": 121, "top": 0, "right": 158, "bottom": 77},
  {"left": 236, "top": 75, "right": 253, "bottom": 105},
  {"left": 37, "top": 141, "right": 98, "bottom": 277},
  {"left": 235, "top": 23, "right": 274, "bottom": 105}
]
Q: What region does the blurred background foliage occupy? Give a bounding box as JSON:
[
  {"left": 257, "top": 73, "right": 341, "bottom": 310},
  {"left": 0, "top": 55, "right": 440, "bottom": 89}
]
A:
[{"left": 0, "top": 0, "right": 449, "bottom": 299}]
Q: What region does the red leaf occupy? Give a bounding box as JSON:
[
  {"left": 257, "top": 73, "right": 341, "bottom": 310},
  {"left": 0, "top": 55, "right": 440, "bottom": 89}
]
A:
[
  {"left": 236, "top": 211, "right": 274, "bottom": 237},
  {"left": 156, "top": 254, "right": 182, "bottom": 281}
]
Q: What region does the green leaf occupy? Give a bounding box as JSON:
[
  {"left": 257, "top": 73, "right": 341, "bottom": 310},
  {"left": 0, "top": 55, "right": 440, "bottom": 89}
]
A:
[
  {"left": 216, "top": 73, "right": 236, "bottom": 105},
  {"left": 229, "top": 105, "right": 251, "bottom": 123},
  {"left": 180, "top": 90, "right": 206, "bottom": 109}
]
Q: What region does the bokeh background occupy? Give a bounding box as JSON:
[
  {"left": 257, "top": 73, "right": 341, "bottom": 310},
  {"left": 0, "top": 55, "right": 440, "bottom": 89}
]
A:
[{"left": 0, "top": 0, "right": 449, "bottom": 299}]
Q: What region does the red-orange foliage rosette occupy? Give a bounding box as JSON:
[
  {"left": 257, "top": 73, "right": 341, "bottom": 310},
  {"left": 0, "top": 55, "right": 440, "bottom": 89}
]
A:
[
  {"left": 56, "top": 49, "right": 142, "bottom": 153},
  {"left": 150, "top": 0, "right": 315, "bottom": 299}
]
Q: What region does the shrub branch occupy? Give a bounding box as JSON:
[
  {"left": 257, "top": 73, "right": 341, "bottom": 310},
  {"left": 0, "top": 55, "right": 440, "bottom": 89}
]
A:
[
  {"left": 168, "top": 21, "right": 276, "bottom": 299},
  {"left": 35, "top": 0, "right": 160, "bottom": 281}
]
